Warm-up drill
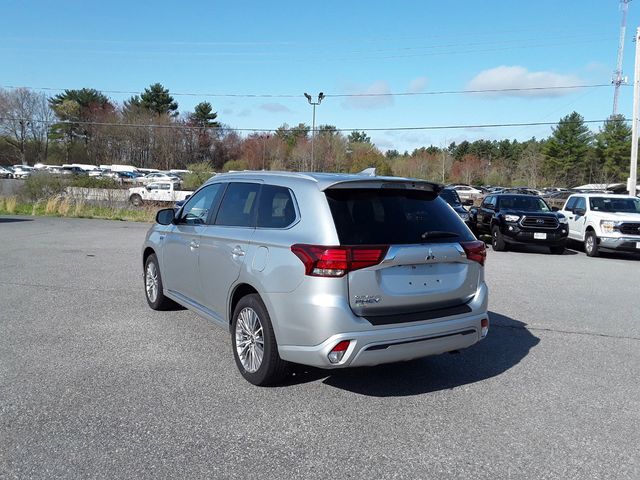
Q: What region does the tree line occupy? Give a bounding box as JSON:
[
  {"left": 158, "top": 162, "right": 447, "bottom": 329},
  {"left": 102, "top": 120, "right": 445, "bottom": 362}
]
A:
[{"left": 0, "top": 84, "right": 634, "bottom": 187}]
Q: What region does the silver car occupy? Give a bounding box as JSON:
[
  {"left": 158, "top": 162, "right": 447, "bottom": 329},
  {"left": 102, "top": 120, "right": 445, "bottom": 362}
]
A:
[{"left": 142, "top": 172, "right": 489, "bottom": 385}]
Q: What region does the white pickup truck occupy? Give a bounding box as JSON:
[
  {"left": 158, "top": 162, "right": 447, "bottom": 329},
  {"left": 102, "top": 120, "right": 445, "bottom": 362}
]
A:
[
  {"left": 128, "top": 181, "right": 193, "bottom": 206},
  {"left": 559, "top": 193, "right": 640, "bottom": 257}
]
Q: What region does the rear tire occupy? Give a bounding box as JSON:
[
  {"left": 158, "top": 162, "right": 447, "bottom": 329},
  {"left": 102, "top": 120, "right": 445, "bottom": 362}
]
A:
[
  {"left": 144, "top": 254, "right": 174, "bottom": 310},
  {"left": 231, "top": 294, "right": 288, "bottom": 386},
  {"left": 491, "top": 225, "right": 507, "bottom": 251},
  {"left": 130, "top": 194, "right": 143, "bottom": 206},
  {"left": 584, "top": 231, "right": 599, "bottom": 257}
]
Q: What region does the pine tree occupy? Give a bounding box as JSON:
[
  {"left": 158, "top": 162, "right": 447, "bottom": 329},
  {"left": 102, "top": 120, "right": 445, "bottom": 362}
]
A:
[
  {"left": 543, "top": 111, "right": 593, "bottom": 186},
  {"left": 593, "top": 114, "right": 631, "bottom": 184}
]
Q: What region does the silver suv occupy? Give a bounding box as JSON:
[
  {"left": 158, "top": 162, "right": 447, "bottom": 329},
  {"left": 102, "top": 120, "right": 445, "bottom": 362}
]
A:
[{"left": 142, "top": 172, "right": 489, "bottom": 385}]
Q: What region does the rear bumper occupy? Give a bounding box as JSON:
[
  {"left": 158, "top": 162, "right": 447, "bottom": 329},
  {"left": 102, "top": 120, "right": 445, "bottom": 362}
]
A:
[{"left": 278, "top": 307, "right": 489, "bottom": 369}]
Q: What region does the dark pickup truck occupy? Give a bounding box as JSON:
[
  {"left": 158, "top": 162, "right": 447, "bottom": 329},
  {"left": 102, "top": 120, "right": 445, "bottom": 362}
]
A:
[{"left": 469, "top": 194, "right": 569, "bottom": 254}]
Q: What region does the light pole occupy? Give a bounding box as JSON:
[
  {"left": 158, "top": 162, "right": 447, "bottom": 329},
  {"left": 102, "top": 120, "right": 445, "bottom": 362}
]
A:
[{"left": 304, "top": 92, "right": 324, "bottom": 171}]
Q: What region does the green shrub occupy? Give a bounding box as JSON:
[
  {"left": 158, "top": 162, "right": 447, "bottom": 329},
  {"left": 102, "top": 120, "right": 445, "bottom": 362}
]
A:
[
  {"left": 70, "top": 176, "right": 120, "bottom": 189},
  {"left": 222, "top": 159, "right": 247, "bottom": 172},
  {"left": 182, "top": 161, "right": 215, "bottom": 190},
  {"left": 22, "top": 173, "right": 65, "bottom": 201}
]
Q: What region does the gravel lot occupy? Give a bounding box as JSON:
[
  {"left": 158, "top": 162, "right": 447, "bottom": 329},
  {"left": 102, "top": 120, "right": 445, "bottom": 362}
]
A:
[{"left": 1, "top": 216, "right": 639, "bottom": 479}]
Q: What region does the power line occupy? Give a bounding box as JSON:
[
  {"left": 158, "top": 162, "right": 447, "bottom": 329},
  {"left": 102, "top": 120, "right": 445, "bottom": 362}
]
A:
[
  {"left": 0, "top": 116, "right": 626, "bottom": 133},
  {"left": 1, "top": 83, "right": 616, "bottom": 99}
]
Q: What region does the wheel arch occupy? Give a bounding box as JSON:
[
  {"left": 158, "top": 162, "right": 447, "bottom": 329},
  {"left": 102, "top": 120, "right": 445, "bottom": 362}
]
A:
[
  {"left": 229, "top": 283, "right": 259, "bottom": 329},
  {"left": 143, "top": 247, "right": 156, "bottom": 269}
]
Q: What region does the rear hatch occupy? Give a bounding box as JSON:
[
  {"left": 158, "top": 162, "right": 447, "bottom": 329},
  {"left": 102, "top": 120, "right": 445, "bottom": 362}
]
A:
[{"left": 324, "top": 184, "right": 482, "bottom": 319}]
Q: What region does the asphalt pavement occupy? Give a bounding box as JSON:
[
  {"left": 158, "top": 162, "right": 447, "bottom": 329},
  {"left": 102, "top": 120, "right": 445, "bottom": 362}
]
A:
[{"left": 1, "top": 216, "right": 638, "bottom": 479}]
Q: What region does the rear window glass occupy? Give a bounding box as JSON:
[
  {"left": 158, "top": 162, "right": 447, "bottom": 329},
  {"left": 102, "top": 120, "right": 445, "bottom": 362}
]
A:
[
  {"left": 257, "top": 185, "right": 297, "bottom": 228},
  {"left": 439, "top": 189, "right": 461, "bottom": 206},
  {"left": 325, "top": 188, "right": 474, "bottom": 245}
]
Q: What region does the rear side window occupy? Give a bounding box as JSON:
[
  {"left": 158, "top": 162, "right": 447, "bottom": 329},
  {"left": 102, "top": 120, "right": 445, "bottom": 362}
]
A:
[
  {"left": 325, "top": 188, "right": 474, "bottom": 245},
  {"left": 215, "top": 183, "right": 260, "bottom": 227},
  {"left": 257, "top": 185, "right": 297, "bottom": 228}
]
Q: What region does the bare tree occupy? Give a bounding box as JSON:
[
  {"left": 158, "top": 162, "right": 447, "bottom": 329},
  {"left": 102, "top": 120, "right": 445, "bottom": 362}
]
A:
[{"left": 0, "top": 88, "right": 40, "bottom": 165}]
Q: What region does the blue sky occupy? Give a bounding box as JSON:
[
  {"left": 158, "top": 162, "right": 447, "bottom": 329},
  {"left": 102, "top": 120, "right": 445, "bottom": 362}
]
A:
[{"left": 2, "top": 0, "right": 638, "bottom": 151}]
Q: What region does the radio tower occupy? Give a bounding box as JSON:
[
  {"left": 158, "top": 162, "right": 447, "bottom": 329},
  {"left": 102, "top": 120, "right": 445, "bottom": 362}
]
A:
[{"left": 613, "top": 0, "right": 631, "bottom": 115}]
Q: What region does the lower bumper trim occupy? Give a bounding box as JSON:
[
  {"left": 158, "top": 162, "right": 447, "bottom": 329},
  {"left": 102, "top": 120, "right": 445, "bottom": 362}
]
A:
[{"left": 366, "top": 329, "right": 476, "bottom": 351}]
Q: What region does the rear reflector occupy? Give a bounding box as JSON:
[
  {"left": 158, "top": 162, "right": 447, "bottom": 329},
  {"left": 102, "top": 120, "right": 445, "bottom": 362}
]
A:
[
  {"left": 291, "top": 244, "right": 389, "bottom": 277},
  {"left": 328, "top": 340, "right": 351, "bottom": 364},
  {"left": 481, "top": 318, "right": 489, "bottom": 338},
  {"left": 461, "top": 240, "right": 486, "bottom": 266}
]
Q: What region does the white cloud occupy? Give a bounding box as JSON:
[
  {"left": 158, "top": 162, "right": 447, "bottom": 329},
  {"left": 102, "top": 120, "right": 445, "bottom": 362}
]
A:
[
  {"left": 237, "top": 109, "right": 251, "bottom": 117},
  {"left": 467, "top": 66, "right": 583, "bottom": 97},
  {"left": 342, "top": 80, "right": 393, "bottom": 109},
  {"left": 407, "top": 76, "right": 428, "bottom": 93},
  {"left": 260, "top": 103, "right": 292, "bottom": 113}
]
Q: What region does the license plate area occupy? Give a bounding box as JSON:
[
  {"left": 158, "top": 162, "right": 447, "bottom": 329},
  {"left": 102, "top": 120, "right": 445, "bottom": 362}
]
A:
[{"left": 534, "top": 232, "right": 547, "bottom": 240}]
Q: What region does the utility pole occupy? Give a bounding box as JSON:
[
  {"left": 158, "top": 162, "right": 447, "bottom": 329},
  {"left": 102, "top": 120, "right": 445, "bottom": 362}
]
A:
[
  {"left": 304, "top": 92, "right": 324, "bottom": 171},
  {"left": 629, "top": 26, "right": 639, "bottom": 196},
  {"left": 613, "top": 0, "right": 631, "bottom": 115}
]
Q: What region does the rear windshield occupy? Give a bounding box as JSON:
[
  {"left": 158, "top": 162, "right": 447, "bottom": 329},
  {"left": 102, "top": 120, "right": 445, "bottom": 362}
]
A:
[
  {"left": 325, "top": 188, "right": 474, "bottom": 245},
  {"left": 439, "top": 189, "right": 462, "bottom": 206}
]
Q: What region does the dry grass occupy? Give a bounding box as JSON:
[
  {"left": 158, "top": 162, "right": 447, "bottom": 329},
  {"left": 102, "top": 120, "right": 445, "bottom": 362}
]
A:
[
  {"left": 57, "top": 198, "right": 72, "bottom": 216},
  {"left": 5, "top": 196, "right": 17, "bottom": 214},
  {"left": 73, "top": 199, "right": 85, "bottom": 217},
  {"left": 45, "top": 196, "right": 61, "bottom": 214}
]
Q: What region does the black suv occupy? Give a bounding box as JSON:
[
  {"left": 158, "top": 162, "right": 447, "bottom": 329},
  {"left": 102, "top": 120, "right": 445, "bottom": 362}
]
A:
[
  {"left": 470, "top": 194, "right": 568, "bottom": 254},
  {"left": 440, "top": 187, "right": 473, "bottom": 229}
]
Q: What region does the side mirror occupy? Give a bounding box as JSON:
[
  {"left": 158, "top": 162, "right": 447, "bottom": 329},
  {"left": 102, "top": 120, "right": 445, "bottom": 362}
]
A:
[
  {"left": 156, "top": 208, "right": 175, "bottom": 225},
  {"left": 145, "top": 185, "right": 151, "bottom": 191},
  {"left": 573, "top": 207, "right": 586, "bottom": 216}
]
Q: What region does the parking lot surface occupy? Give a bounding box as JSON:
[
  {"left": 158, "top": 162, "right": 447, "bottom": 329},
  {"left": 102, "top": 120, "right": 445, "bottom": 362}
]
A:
[{"left": 1, "top": 216, "right": 639, "bottom": 479}]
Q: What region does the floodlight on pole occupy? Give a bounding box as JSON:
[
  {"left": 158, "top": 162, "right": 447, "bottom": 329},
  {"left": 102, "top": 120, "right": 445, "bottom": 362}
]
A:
[{"left": 304, "top": 92, "right": 324, "bottom": 172}]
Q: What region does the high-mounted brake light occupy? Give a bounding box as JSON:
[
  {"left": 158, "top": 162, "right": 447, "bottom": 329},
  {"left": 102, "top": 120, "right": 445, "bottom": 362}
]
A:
[
  {"left": 291, "top": 244, "right": 389, "bottom": 277},
  {"left": 460, "top": 241, "right": 486, "bottom": 266}
]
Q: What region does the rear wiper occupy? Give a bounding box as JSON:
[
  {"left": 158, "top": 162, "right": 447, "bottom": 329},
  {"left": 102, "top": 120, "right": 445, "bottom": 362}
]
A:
[{"left": 421, "top": 231, "right": 459, "bottom": 239}]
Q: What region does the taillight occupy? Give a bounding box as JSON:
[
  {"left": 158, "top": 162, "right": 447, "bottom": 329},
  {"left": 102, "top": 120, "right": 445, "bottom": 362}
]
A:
[
  {"left": 481, "top": 318, "right": 489, "bottom": 337},
  {"left": 291, "top": 244, "right": 389, "bottom": 277},
  {"left": 461, "top": 240, "right": 486, "bottom": 266}
]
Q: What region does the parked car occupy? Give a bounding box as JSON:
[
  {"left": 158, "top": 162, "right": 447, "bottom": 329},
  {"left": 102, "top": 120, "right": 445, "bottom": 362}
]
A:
[
  {"left": 137, "top": 172, "right": 181, "bottom": 185},
  {"left": 0, "top": 166, "right": 12, "bottom": 178},
  {"left": 559, "top": 194, "right": 640, "bottom": 257},
  {"left": 9, "top": 165, "right": 32, "bottom": 179},
  {"left": 450, "top": 185, "right": 484, "bottom": 205},
  {"left": 142, "top": 172, "right": 489, "bottom": 385},
  {"left": 440, "top": 187, "right": 473, "bottom": 229},
  {"left": 116, "top": 171, "right": 143, "bottom": 184},
  {"left": 470, "top": 194, "right": 568, "bottom": 254},
  {"left": 544, "top": 191, "right": 573, "bottom": 210},
  {"left": 129, "top": 181, "right": 193, "bottom": 206}
]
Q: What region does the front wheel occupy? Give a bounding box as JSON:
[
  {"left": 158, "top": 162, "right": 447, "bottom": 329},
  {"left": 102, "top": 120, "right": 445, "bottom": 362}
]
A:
[
  {"left": 584, "top": 231, "right": 599, "bottom": 257},
  {"left": 491, "top": 225, "right": 507, "bottom": 251},
  {"left": 144, "top": 254, "right": 174, "bottom": 310},
  {"left": 231, "top": 294, "right": 288, "bottom": 386}
]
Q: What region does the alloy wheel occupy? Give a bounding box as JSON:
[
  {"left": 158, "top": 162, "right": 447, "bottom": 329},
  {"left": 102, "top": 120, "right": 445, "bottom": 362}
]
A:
[
  {"left": 145, "top": 262, "right": 158, "bottom": 303},
  {"left": 235, "top": 307, "right": 264, "bottom": 373}
]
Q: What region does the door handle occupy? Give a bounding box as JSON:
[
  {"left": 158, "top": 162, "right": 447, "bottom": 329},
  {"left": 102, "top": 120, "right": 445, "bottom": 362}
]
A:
[
  {"left": 231, "top": 246, "right": 245, "bottom": 257},
  {"left": 189, "top": 240, "right": 199, "bottom": 249}
]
